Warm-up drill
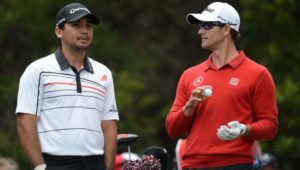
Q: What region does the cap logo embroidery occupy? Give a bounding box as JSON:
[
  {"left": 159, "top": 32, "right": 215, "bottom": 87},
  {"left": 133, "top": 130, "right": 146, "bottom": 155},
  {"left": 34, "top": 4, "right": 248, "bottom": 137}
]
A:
[
  {"left": 229, "top": 77, "right": 239, "bottom": 86},
  {"left": 193, "top": 76, "right": 204, "bottom": 86},
  {"left": 204, "top": 7, "right": 215, "bottom": 13},
  {"left": 217, "top": 16, "right": 236, "bottom": 25},
  {"left": 69, "top": 7, "right": 90, "bottom": 14},
  {"left": 217, "top": 16, "right": 227, "bottom": 23},
  {"left": 56, "top": 18, "right": 66, "bottom": 26}
]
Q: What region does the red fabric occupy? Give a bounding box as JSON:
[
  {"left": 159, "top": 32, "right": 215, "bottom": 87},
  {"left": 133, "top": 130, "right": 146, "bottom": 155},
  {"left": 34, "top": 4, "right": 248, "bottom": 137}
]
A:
[
  {"left": 115, "top": 154, "right": 125, "bottom": 170},
  {"left": 166, "top": 51, "right": 278, "bottom": 168}
]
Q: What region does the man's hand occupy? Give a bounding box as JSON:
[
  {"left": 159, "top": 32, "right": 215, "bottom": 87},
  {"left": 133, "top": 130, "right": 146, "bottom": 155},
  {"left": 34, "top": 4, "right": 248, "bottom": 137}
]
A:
[
  {"left": 217, "top": 121, "right": 246, "bottom": 141},
  {"left": 34, "top": 164, "right": 46, "bottom": 170},
  {"left": 183, "top": 86, "right": 212, "bottom": 117}
]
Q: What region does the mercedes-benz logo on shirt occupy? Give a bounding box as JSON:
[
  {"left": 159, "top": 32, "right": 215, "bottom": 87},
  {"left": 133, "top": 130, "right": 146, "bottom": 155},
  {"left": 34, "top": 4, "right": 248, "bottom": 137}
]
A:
[{"left": 193, "top": 76, "right": 204, "bottom": 86}]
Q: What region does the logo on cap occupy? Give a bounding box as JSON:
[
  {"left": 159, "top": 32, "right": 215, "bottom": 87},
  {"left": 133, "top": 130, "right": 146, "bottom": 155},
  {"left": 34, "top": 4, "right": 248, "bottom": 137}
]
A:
[
  {"left": 57, "top": 18, "right": 66, "bottom": 26},
  {"left": 204, "top": 7, "right": 215, "bottom": 13},
  {"left": 217, "top": 16, "right": 237, "bottom": 25},
  {"left": 69, "top": 7, "right": 90, "bottom": 14}
]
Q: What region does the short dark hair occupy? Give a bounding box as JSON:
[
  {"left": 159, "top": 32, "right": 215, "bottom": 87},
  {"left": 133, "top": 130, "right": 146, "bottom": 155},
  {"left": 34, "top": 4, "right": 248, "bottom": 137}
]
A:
[
  {"left": 57, "top": 23, "right": 65, "bottom": 29},
  {"left": 230, "top": 29, "right": 241, "bottom": 43}
]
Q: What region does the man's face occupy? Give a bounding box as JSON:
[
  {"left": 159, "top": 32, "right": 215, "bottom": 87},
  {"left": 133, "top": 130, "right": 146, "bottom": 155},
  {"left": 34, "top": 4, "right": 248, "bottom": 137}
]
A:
[
  {"left": 56, "top": 17, "right": 94, "bottom": 50},
  {"left": 197, "top": 22, "right": 226, "bottom": 50}
]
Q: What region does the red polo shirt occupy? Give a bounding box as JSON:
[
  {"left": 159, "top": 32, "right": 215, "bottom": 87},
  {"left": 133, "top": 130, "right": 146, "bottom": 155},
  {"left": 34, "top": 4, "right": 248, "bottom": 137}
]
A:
[{"left": 166, "top": 51, "right": 278, "bottom": 168}]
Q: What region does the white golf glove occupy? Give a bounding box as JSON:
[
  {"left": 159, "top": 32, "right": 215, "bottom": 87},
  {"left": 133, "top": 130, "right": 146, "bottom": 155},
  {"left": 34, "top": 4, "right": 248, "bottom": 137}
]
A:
[
  {"left": 34, "top": 164, "right": 46, "bottom": 170},
  {"left": 217, "top": 121, "right": 246, "bottom": 141}
]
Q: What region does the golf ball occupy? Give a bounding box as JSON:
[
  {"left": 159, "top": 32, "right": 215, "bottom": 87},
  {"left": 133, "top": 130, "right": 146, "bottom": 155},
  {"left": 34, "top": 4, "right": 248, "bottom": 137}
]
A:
[{"left": 203, "top": 88, "right": 212, "bottom": 97}]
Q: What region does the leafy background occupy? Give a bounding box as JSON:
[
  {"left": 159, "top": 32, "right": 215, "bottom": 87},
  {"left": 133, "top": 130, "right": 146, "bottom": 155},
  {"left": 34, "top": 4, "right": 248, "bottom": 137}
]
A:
[{"left": 0, "top": 0, "right": 299, "bottom": 169}]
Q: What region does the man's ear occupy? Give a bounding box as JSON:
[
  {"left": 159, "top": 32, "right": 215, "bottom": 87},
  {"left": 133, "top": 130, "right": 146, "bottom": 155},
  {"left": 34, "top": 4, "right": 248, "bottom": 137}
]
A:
[
  {"left": 55, "top": 27, "right": 63, "bottom": 39},
  {"left": 223, "top": 24, "right": 231, "bottom": 37}
]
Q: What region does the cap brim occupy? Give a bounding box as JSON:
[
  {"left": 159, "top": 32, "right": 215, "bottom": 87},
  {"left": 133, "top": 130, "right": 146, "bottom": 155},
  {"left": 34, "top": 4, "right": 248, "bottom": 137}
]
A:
[
  {"left": 69, "top": 13, "right": 100, "bottom": 25},
  {"left": 186, "top": 14, "right": 201, "bottom": 25},
  {"left": 186, "top": 13, "right": 218, "bottom": 25}
]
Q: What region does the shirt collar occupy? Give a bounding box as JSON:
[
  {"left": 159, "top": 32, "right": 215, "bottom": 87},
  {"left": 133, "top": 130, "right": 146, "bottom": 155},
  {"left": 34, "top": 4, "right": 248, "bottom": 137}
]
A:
[
  {"left": 204, "top": 51, "right": 246, "bottom": 71},
  {"left": 55, "top": 48, "right": 94, "bottom": 73}
]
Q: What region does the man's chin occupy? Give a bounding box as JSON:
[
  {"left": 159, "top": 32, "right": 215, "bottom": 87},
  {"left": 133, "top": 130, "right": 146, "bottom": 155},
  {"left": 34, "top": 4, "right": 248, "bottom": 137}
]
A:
[
  {"left": 72, "top": 45, "right": 90, "bottom": 52},
  {"left": 201, "top": 44, "right": 208, "bottom": 49},
  {"left": 77, "top": 43, "right": 91, "bottom": 49}
]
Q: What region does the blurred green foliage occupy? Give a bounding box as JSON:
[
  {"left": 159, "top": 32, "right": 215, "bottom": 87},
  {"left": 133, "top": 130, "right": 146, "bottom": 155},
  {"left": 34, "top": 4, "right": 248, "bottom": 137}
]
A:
[{"left": 0, "top": 0, "right": 299, "bottom": 169}]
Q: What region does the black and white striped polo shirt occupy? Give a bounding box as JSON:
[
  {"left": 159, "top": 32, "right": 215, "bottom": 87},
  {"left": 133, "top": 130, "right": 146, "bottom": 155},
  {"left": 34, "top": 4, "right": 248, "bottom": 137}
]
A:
[{"left": 16, "top": 48, "right": 119, "bottom": 155}]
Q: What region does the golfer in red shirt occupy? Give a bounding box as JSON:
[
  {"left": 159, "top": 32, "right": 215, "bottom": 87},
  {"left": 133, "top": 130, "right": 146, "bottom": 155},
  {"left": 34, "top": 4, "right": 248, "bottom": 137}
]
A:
[{"left": 166, "top": 2, "right": 278, "bottom": 170}]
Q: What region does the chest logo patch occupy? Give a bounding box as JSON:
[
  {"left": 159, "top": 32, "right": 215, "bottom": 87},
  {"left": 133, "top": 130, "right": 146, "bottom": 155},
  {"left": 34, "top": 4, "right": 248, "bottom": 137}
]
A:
[
  {"left": 100, "top": 74, "right": 107, "bottom": 81},
  {"left": 193, "top": 76, "right": 204, "bottom": 86},
  {"left": 229, "top": 77, "right": 239, "bottom": 86}
]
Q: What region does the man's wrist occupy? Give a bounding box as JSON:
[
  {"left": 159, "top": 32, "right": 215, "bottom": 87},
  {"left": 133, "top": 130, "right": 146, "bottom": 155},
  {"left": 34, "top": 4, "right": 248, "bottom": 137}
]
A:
[
  {"left": 240, "top": 124, "right": 247, "bottom": 135},
  {"left": 34, "top": 163, "right": 46, "bottom": 170},
  {"left": 183, "top": 102, "right": 196, "bottom": 117},
  {"left": 242, "top": 125, "right": 251, "bottom": 136}
]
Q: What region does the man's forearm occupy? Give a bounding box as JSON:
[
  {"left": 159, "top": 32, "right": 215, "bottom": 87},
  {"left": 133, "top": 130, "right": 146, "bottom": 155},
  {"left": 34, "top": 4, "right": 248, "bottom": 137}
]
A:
[
  {"left": 104, "top": 143, "right": 116, "bottom": 169},
  {"left": 102, "top": 120, "right": 117, "bottom": 169},
  {"left": 17, "top": 114, "right": 45, "bottom": 167},
  {"left": 183, "top": 101, "right": 197, "bottom": 117}
]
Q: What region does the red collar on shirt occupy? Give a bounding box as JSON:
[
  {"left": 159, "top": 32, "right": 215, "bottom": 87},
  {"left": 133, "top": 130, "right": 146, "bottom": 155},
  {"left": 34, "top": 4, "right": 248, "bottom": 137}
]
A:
[{"left": 204, "top": 51, "right": 246, "bottom": 71}]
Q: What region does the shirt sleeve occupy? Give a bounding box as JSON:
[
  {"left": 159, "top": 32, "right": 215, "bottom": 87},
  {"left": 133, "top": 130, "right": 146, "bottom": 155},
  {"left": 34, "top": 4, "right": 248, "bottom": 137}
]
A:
[
  {"left": 15, "top": 64, "right": 43, "bottom": 116},
  {"left": 247, "top": 69, "right": 279, "bottom": 140},
  {"left": 101, "top": 71, "right": 119, "bottom": 121},
  {"left": 165, "top": 72, "right": 194, "bottom": 139}
]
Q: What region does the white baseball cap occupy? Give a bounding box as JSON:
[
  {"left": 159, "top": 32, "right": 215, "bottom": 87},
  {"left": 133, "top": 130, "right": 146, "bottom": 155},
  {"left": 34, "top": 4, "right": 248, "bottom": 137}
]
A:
[{"left": 186, "top": 2, "right": 240, "bottom": 31}]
